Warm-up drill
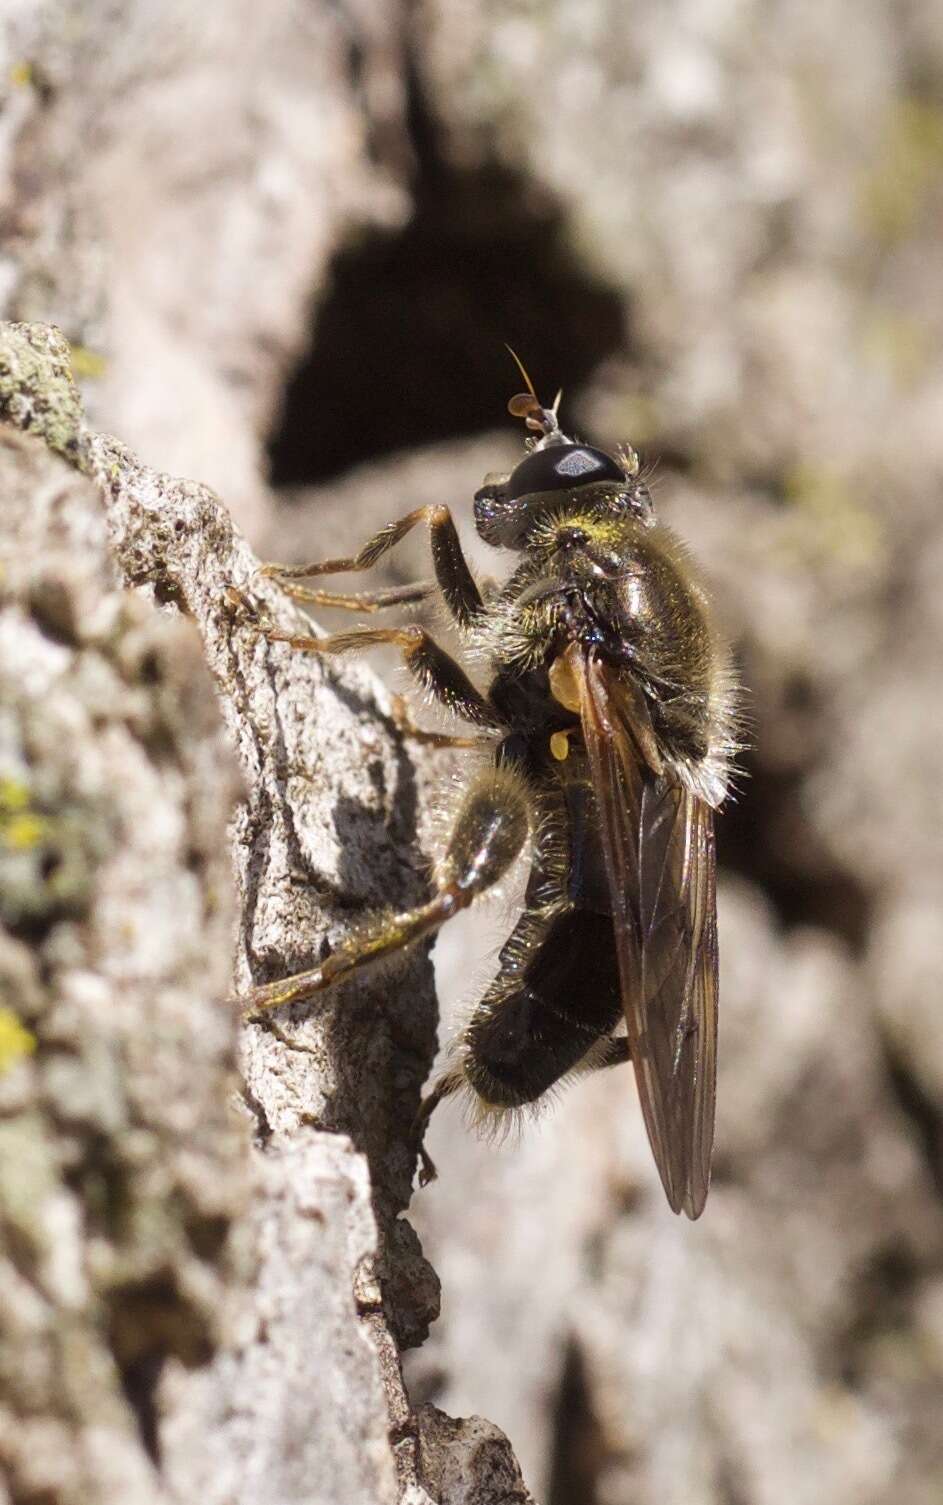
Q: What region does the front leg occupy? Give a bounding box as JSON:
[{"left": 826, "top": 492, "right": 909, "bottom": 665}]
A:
[
  {"left": 263, "top": 505, "right": 484, "bottom": 630},
  {"left": 262, "top": 622, "right": 503, "bottom": 730}
]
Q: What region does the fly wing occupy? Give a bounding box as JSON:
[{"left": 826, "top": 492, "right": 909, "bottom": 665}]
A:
[{"left": 570, "top": 646, "right": 718, "bottom": 1218}]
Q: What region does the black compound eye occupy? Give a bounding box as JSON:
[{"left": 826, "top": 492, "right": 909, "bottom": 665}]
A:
[{"left": 506, "top": 443, "right": 625, "bottom": 501}]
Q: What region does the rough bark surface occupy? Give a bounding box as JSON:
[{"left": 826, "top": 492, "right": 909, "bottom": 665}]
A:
[
  {"left": 3, "top": 2, "right": 943, "bottom": 1501},
  {"left": 399, "top": 7, "right": 943, "bottom": 1500},
  {"left": 1, "top": 0, "right": 411, "bottom": 537},
  {"left": 0, "top": 406, "right": 245, "bottom": 1503},
  {"left": 0, "top": 321, "right": 532, "bottom": 1505}
]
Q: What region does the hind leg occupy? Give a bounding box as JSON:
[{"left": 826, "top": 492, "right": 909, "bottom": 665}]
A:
[
  {"left": 239, "top": 765, "right": 530, "bottom": 1017},
  {"left": 593, "top": 1037, "right": 630, "bottom": 1070}
]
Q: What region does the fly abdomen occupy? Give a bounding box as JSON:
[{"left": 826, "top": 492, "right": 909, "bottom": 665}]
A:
[{"left": 461, "top": 908, "right": 622, "bottom": 1108}]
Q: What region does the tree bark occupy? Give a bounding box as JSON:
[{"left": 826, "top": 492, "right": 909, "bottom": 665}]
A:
[{"left": 0, "top": 320, "right": 533, "bottom": 1505}]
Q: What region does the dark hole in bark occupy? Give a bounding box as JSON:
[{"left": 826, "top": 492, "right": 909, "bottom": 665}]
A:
[
  {"left": 884, "top": 1053, "right": 943, "bottom": 1200},
  {"left": 117, "top": 1351, "right": 165, "bottom": 1466},
  {"left": 109, "top": 1275, "right": 214, "bottom": 1465},
  {"left": 548, "top": 1338, "right": 604, "bottom": 1505},
  {"left": 267, "top": 65, "right": 628, "bottom": 487},
  {"left": 138, "top": 649, "right": 163, "bottom": 685},
  {"left": 837, "top": 1241, "right": 922, "bottom": 1386}
]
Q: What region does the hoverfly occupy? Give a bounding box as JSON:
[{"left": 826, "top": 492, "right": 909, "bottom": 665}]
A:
[{"left": 243, "top": 355, "right": 740, "bottom": 1219}]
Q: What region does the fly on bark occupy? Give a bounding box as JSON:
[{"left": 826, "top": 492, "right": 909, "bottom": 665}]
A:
[{"left": 241, "top": 353, "right": 741, "bottom": 1220}]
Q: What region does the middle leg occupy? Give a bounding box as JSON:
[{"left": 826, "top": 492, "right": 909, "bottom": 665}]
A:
[
  {"left": 261, "top": 621, "right": 503, "bottom": 730},
  {"left": 389, "top": 693, "right": 483, "bottom": 750},
  {"left": 276, "top": 579, "right": 435, "bottom": 613}
]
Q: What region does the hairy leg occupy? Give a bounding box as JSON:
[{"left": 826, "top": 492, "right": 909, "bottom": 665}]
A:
[
  {"left": 389, "top": 693, "right": 485, "bottom": 750},
  {"left": 261, "top": 621, "right": 503, "bottom": 729},
  {"left": 263, "top": 504, "right": 484, "bottom": 629},
  {"left": 592, "top": 1036, "right": 630, "bottom": 1070},
  {"left": 278, "top": 579, "right": 435, "bottom": 613},
  {"left": 239, "top": 765, "right": 531, "bottom": 1017}
]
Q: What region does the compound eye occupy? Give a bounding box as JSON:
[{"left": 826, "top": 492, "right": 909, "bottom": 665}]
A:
[{"left": 506, "top": 443, "right": 626, "bottom": 501}]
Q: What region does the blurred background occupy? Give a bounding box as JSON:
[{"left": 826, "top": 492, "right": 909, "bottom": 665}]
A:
[{"left": 3, "top": 1, "right": 943, "bottom": 1501}]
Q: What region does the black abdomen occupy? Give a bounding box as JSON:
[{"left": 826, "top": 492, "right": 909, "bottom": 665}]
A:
[{"left": 462, "top": 907, "right": 621, "bottom": 1108}]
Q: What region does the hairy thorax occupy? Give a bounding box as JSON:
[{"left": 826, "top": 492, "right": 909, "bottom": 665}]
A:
[{"left": 476, "top": 514, "right": 737, "bottom": 808}]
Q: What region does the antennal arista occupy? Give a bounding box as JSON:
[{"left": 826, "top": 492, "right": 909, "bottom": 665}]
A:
[{"left": 505, "top": 345, "right": 562, "bottom": 437}]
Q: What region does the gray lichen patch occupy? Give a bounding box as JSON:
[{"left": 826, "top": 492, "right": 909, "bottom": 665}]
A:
[
  {"left": 0, "top": 421, "right": 247, "bottom": 1503},
  {"left": 1, "top": 321, "right": 521, "bottom": 1504},
  {"left": 0, "top": 322, "right": 84, "bottom": 462},
  {"left": 73, "top": 366, "right": 444, "bottom": 1350}
]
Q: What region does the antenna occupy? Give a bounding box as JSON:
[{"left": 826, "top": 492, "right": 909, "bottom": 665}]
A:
[
  {"left": 504, "top": 345, "right": 563, "bottom": 440},
  {"left": 505, "top": 344, "right": 539, "bottom": 402}
]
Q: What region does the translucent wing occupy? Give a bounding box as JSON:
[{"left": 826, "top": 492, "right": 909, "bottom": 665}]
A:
[{"left": 570, "top": 646, "right": 718, "bottom": 1218}]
